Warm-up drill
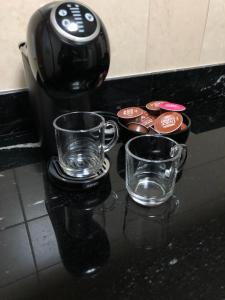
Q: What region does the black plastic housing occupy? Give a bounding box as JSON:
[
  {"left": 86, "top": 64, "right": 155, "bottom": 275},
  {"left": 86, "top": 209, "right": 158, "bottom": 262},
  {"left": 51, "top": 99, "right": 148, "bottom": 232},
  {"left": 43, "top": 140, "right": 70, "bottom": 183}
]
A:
[{"left": 20, "top": 1, "right": 110, "bottom": 157}]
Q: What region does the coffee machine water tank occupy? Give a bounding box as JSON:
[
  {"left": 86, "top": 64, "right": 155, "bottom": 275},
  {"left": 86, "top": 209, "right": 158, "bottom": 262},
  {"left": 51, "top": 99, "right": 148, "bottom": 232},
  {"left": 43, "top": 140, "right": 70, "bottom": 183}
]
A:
[{"left": 20, "top": 1, "right": 110, "bottom": 156}]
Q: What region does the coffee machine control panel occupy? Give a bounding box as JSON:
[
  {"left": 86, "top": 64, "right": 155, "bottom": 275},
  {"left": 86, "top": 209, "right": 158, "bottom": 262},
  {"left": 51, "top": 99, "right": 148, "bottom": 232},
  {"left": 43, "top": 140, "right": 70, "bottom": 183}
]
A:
[{"left": 50, "top": 2, "right": 100, "bottom": 43}]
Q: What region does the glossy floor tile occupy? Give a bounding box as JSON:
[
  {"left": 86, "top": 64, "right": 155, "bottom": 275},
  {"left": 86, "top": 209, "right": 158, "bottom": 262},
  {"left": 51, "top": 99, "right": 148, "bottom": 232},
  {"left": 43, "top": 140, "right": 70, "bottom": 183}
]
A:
[
  {"left": 0, "top": 274, "right": 39, "bottom": 300},
  {"left": 0, "top": 224, "right": 35, "bottom": 287},
  {"left": 184, "top": 127, "right": 225, "bottom": 170},
  {"left": 28, "top": 216, "right": 60, "bottom": 271},
  {"left": 15, "top": 163, "right": 47, "bottom": 220},
  {"left": 0, "top": 169, "right": 23, "bottom": 229}
]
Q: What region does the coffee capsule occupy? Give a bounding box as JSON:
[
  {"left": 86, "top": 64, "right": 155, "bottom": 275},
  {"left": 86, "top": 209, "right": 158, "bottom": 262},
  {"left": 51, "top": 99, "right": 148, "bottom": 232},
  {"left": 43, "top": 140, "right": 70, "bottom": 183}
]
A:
[
  {"left": 140, "top": 116, "right": 156, "bottom": 128},
  {"left": 180, "top": 122, "right": 187, "bottom": 131},
  {"left": 154, "top": 112, "right": 183, "bottom": 134},
  {"left": 146, "top": 101, "right": 168, "bottom": 115},
  {"left": 140, "top": 110, "right": 150, "bottom": 120},
  {"left": 159, "top": 102, "right": 186, "bottom": 112},
  {"left": 127, "top": 122, "right": 149, "bottom": 134},
  {"left": 117, "top": 107, "right": 143, "bottom": 124},
  {"left": 148, "top": 127, "right": 158, "bottom": 135}
]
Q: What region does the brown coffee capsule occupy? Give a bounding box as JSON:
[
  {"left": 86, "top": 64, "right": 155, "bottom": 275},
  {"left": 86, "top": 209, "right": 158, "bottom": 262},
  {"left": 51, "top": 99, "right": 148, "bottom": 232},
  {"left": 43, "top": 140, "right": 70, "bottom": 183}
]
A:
[
  {"left": 148, "top": 127, "right": 158, "bottom": 135},
  {"left": 154, "top": 112, "right": 183, "bottom": 134},
  {"left": 180, "top": 122, "right": 187, "bottom": 131},
  {"left": 127, "top": 122, "right": 149, "bottom": 134},
  {"left": 173, "top": 122, "right": 187, "bottom": 133},
  {"left": 146, "top": 101, "right": 169, "bottom": 115},
  {"left": 140, "top": 110, "right": 150, "bottom": 120},
  {"left": 140, "top": 116, "right": 156, "bottom": 128},
  {"left": 117, "top": 107, "right": 143, "bottom": 124}
]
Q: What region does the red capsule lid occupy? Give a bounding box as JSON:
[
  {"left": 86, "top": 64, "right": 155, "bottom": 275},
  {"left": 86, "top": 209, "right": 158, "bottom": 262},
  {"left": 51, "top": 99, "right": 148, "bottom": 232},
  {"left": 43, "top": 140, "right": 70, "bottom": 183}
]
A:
[
  {"left": 146, "top": 101, "right": 169, "bottom": 111},
  {"left": 154, "top": 112, "right": 183, "bottom": 134},
  {"left": 117, "top": 107, "right": 143, "bottom": 119},
  {"left": 159, "top": 102, "right": 186, "bottom": 112}
]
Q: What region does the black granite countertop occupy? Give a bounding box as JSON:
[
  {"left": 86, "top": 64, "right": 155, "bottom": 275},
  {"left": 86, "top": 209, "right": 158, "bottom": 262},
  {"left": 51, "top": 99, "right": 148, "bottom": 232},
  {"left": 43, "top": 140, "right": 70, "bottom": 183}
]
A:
[
  {"left": 1, "top": 64, "right": 225, "bottom": 299},
  {"left": 1, "top": 113, "right": 225, "bottom": 300}
]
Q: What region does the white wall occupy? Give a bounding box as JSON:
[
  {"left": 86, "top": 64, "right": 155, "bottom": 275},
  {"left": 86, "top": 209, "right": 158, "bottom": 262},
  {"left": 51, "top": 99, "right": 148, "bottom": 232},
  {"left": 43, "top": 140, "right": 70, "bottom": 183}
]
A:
[{"left": 0, "top": 0, "right": 224, "bottom": 91}]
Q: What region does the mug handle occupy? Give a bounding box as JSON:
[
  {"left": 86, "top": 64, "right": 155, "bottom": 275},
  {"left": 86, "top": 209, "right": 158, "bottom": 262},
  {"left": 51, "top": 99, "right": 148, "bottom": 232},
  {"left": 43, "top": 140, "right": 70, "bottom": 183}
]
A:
[
  {"left": 103, "top": 120, "right": 119, "bottom": 152},
  {"left": 178, "top": 144, "right": 188, "bottom": 171}
]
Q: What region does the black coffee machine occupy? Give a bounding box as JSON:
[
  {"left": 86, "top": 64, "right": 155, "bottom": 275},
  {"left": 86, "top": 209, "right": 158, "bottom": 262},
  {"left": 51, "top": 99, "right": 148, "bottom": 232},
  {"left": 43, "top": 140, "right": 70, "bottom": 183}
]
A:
[{"left": 20, "top": 1, "right": 110, "bottom": 157}]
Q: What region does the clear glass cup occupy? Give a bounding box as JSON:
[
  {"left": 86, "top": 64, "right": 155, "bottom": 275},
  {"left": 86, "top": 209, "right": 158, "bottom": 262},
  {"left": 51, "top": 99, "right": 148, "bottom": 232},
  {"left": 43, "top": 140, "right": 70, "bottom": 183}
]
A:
[
  {"left": 125, "top": 135, "right": 187, "bottom": 206},
  {"left": 53, "top": 112, "right": 119, "bottom": 178}
]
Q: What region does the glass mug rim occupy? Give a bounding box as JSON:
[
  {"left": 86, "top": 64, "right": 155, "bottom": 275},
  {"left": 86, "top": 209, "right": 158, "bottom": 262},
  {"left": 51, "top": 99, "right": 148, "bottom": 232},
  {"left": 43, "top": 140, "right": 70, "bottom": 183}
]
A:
[
  {"left": 53, "top": 111, "right": 105, "bottom": 133},
  {"left": 125, "top": 134, "right": 182, "bottom": 164}
]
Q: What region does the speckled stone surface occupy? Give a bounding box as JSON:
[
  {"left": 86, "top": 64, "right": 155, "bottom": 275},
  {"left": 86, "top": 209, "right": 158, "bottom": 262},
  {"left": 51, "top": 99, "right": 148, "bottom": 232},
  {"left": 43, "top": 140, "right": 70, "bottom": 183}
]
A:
[
  {"left": 1, "top": 64, "right": 225, "bottom": 147},
  {"left": 0, "top": 123, "right": 225, "bottom": 299},
  {"left": 1, "top": 66, "right": 225, "bottom": 299}
]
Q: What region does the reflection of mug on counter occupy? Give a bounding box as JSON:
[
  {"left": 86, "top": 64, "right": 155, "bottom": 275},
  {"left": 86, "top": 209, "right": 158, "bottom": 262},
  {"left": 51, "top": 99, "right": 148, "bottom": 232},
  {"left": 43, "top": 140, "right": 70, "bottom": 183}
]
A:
[
  {"left": 123, "top": 195, "right": 179, "bottom": 250},
  {"left": 45, "top": 173, "right": 113, "bottom": 278},
  {"left": 63, "top": 203, "right": 110, "bottom": 277}
]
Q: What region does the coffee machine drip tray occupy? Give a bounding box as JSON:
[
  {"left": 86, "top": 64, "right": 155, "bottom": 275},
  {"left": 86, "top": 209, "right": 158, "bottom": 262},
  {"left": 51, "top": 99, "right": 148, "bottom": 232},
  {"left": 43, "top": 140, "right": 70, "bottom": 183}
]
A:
[{"left": 48, "top": 157, "right": 110, "bottom": 191}]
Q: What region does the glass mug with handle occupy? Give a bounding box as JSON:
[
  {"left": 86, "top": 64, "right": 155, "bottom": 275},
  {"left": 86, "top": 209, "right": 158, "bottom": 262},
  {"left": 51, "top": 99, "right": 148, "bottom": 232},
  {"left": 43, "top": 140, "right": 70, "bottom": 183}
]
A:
[
  {"left": 125, "top": 135, "right": 187, "bottom": 206},
  {"left": 53, "top": 112, "right": 119, "bottom": 178}
]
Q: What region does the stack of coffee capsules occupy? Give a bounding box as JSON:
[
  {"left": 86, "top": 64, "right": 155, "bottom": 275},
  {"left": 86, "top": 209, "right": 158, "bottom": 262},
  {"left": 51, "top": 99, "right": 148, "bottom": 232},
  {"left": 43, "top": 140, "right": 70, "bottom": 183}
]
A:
[{"left": 117, "top": 101, "right": 187, "bottom": 135}]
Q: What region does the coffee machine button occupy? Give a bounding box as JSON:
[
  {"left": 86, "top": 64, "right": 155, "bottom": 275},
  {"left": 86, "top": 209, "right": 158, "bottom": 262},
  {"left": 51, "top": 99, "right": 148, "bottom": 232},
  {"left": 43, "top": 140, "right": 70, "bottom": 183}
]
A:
[
  {"left": 59, "top": 9, "right": 68, "bottom": 17},
  {"left": 85, "top": 13, "right": 94, "bottom": 22},
  {"left": 62, "top": 19, "right": 70, "bottom": 27}
]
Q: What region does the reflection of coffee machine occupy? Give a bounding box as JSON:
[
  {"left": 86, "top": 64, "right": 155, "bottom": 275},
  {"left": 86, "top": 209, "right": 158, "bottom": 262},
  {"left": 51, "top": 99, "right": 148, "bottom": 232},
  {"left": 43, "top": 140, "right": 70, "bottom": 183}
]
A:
[
  {"left": 19, "top": 1, "right": 110, "bottom": 157},
  {"left": 45, "top": 173, "right": 111, "bottom": 277}
]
